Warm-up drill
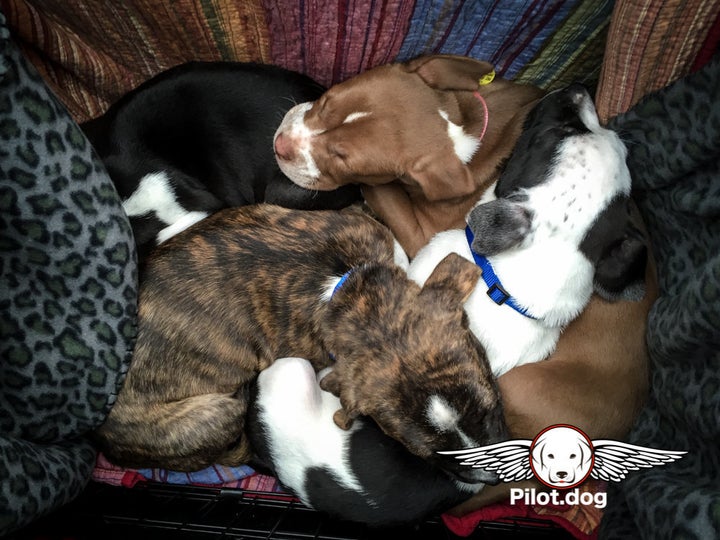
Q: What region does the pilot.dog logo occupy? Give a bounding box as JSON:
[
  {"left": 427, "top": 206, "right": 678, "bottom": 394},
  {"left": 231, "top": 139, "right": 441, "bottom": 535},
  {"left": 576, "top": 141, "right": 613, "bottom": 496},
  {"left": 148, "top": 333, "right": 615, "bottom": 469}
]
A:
[
  {"left": 439, "top": 423, "right": 686, "bottom": 489},
  {"left": 530, "top": 425, "right": 594, "bottom": 488}
]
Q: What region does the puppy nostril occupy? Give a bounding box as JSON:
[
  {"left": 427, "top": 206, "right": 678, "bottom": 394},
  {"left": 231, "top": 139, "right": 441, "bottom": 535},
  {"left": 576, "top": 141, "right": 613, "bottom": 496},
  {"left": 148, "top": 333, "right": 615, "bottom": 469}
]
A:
[
  {"left": 274, "top": 132, "right": 295, "bottom": 161},
  {"left": 557, "top": 471, "right": 567, "bottom": 479}
]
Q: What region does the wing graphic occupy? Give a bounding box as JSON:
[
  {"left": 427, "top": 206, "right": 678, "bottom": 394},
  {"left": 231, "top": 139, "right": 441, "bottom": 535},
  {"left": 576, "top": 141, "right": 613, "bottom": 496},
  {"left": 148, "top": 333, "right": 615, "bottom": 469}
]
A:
[
  {"left": 438, "top": 440, "right": 534, "bottom": 482},
  {"left": 591, "top": 440, "right": 687, "bottom": 482}
]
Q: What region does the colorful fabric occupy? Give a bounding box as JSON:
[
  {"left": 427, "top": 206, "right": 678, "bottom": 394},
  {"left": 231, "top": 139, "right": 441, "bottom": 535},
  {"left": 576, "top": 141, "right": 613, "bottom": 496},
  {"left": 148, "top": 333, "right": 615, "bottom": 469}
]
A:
[
  {"left": 595, "top": 0, "right": 720, "bottom": 121},
  {"left": 92, "top": 453, "right": 285, "bottom": 493},
  {"left": 1, "top": 0, "right": 617, "bottom": 123},
  {"left": 92, "top": 452, "right": 605, "bottom": 537},
  {"left": 442, "top": 480, "right": 607, "bottom": 540}
]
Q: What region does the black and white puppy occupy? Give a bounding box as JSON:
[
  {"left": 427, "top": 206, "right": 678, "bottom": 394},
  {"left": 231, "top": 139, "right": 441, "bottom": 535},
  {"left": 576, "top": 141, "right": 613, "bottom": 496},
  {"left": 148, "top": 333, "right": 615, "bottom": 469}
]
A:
[
  {"left": 408, "top": 83, "right": 647, "bottom": 376},
  {"left": 82, "top": 62, "right": 361, "bottom": 262},
  {"left": 246, "top": 357, "right": 477, "bottom": 527}
]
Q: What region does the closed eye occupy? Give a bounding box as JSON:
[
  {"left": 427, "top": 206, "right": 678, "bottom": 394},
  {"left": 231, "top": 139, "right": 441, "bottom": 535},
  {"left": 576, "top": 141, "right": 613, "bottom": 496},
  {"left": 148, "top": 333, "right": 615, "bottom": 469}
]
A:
[{"left": 328, "top": 144, "right": 348, "bottom": 160}]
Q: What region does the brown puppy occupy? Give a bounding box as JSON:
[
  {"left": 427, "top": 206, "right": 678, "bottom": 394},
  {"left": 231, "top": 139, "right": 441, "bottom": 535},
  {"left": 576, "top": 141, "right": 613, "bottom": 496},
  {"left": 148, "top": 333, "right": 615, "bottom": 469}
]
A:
[
  {"left": 273, "top": 54, "right": 545, "bottom": 257},
  {"left": 94, "top": 204, "right": 505, "bottom": 481}
]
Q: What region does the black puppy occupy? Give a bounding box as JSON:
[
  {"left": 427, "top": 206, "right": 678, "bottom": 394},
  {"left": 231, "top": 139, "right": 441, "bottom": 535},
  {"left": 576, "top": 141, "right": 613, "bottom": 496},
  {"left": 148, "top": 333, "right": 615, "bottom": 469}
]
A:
[
  {"left": 246, "top": 357, "right": 479, "bottom": 527},
  {"left": 82, "top": 62, "right": 361, "bottom": 262}
]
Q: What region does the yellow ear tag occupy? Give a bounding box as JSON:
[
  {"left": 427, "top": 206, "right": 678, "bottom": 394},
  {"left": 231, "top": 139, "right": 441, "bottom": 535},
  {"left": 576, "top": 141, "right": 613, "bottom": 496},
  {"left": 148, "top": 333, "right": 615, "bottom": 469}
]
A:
[{"left": 478, "top": 70, "right": 496, "bottom": 86}]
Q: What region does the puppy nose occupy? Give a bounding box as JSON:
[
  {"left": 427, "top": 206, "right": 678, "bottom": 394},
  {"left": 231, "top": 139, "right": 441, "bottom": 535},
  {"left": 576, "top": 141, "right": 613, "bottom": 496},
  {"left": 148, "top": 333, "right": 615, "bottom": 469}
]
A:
[
  {"left": 274, "top": 132, "right": 295, "bottom": 161},
  {"left": 556, "top": 471, "right": 568, "bottom": 479}
]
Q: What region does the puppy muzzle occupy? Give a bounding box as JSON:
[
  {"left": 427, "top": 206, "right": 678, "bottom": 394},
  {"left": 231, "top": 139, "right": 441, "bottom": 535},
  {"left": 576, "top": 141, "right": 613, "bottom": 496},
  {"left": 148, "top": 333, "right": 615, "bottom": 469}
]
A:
[{"left": 444, "top": 462, "right": 500, "bottom": 486}]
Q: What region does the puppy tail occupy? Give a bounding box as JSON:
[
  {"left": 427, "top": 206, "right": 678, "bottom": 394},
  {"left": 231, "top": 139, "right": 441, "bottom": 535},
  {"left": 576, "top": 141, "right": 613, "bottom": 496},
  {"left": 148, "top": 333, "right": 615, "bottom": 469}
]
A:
[{"left": 95, "top": 392, "right": 249, "bottom": 471}]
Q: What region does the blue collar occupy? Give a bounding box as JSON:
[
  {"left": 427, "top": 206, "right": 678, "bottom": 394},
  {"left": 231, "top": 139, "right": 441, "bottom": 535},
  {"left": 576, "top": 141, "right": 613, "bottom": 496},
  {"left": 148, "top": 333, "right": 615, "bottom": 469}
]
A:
[
  {"left": 332, "top": 270, "right": 353, "bottom": 297},
  {"left": 328, "top": 270, "right": 354, "bottom": 364},
  {"left": 465, "top": 227, "right": 536, "bottom": 319}
]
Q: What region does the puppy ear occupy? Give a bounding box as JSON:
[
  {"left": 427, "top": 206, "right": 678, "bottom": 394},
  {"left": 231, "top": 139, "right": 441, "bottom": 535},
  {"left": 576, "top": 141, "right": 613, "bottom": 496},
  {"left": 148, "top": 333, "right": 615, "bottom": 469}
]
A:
[
  {"left": 404, "top": 54, "right": 495, "bottom": 91},
  {"left": 409, "top": 151, "right": 476, "bottom": 201},
  {"left": 421, "top": 253, "right": 481, "bottom": 305},
  {"left": 581, "top": 198, "right": 648, "bottom": 302},
  {"left": 332, "top": 408, "right": 358, "bottom": 431},
  {"left": 319, "top": 370, "right": 341, "bottom": 396},
  {"left": 467, "top": 199, "right": 532, "bottom": 255},
  {"left": 593, "top": 228, "right": 647, "bottom": 302}
]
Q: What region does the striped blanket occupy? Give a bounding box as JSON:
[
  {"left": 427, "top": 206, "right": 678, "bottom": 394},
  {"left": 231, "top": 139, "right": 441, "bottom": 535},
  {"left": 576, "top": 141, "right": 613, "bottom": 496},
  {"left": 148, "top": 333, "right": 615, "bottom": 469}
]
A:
[{"left": 2, "top": 0, "right": 717, "bottom": 124}]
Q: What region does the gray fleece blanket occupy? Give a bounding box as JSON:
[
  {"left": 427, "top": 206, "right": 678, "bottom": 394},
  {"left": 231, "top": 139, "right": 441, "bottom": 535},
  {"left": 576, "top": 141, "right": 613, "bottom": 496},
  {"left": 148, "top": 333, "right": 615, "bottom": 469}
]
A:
[{"left": 599, "top": 53, "right": 720, "bottom": 540}]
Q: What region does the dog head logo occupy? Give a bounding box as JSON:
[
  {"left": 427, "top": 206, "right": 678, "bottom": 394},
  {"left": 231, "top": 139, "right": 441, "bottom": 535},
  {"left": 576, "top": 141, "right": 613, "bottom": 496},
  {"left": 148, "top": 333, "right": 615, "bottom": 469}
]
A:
[
  {"left": 529, "top": 425, "right": 594, "bottom": 488},
  {"left": 438, "top": 423, "right": 686, "bottom": 489}
]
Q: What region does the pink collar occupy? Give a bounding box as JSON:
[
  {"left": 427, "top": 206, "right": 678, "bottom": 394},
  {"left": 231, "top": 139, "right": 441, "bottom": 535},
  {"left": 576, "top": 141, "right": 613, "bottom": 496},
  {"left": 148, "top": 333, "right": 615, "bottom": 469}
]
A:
[{"left": 472, "top": 91, "right": 490, "bottom": 142}]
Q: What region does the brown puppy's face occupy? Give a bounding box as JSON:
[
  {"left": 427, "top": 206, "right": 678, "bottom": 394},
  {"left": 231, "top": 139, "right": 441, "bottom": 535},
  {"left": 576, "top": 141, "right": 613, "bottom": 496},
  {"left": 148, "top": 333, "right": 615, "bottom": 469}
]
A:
[
  {"left": 274, "top": 55, "right": 538, "bottom": 202},
  {"left": 320, "top": 254, "right": 507, "bottom": 484},
  {"left": 274, "top": 65, "right": 444, "bottom": 190}
]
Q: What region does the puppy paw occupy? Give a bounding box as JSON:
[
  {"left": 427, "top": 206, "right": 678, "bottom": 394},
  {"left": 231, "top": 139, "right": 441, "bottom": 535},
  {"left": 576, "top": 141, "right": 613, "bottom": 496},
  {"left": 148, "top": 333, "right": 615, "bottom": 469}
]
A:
[
  {"left": 333, "top": 408, "right": 356, "bottom": 430},
  {"left": 319, "top": 371, "right": 342, "bottom": 396}
]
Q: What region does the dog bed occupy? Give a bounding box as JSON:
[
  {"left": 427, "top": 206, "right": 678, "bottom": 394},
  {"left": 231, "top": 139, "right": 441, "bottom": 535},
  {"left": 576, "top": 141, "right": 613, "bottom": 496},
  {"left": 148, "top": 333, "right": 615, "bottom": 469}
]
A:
[{"left": 1, "top": 2, "right": 719, "bottom": 539}]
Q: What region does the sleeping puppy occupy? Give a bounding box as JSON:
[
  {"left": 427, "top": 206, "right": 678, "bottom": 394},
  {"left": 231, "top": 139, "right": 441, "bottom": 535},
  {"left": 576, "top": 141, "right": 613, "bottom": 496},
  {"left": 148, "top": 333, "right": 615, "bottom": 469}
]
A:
[
  {"left": 82, "top": 61, "right": 361, "bottom": 263},
  {"left": 94, "top": 204, "right": 505, "bottom": 481},
  {"left": 273, "top": 54, "right": 544, "bottom": 257},
  {"left": 408, "top": 84, "right": 647, "bottom": 376},
  {"left": 246, "top": 357, "right": 478, "bottom": 526}
]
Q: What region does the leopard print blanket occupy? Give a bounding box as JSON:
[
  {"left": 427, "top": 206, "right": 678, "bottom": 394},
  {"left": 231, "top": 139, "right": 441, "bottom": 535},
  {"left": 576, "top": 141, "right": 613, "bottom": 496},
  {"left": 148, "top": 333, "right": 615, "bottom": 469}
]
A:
[
  {"left": 0, "top": 14, "right": 137, "bottom": 535},
  {"left": 599, "top": 54, "right": 720, "bottom": 540}
]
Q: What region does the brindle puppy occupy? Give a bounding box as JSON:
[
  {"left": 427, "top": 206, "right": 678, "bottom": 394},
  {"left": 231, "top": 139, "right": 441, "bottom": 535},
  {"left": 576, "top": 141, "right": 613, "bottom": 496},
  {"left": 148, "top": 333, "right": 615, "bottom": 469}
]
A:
[{"left": 95, "top": 204, "right": 505, "bottom": 481}]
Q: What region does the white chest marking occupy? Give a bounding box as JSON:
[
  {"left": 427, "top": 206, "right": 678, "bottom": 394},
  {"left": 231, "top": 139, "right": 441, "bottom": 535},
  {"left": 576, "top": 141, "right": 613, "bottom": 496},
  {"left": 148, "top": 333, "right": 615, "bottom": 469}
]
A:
[
  {"left": 122, "top": 171, "right": 209, "bottom": 244},
  {"left": 438, "top": 110, "right": 480, "bottom": 164}
]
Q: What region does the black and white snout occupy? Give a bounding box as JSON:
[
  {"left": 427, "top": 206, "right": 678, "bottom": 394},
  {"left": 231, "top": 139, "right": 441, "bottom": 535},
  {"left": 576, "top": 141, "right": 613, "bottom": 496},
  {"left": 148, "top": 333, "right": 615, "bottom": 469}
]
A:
[
  {"left": 563, "top": 83, "right": 601, "bottom": 131},
  {"left": 446, "top": 462, "right": 501, "bottom": 486},
  {"left": 545, "top": 82, "right": 591, "bottom": 107},
  {"left": 564, "top": 82, "right": 591, "bottom": 105}
]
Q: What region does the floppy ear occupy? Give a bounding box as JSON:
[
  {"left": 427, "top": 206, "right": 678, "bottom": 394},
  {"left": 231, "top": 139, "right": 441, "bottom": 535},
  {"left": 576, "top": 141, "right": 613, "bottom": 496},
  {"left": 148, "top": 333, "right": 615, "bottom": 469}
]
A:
[
  {"left": 421, "top": 253, "right": 481, "bottom": 306},
  {"left": 580, "top": 197, "right": 648, "bottom": 301},
  {"left": 467, "top": 198, "right": 533, "bottom": 255},
  {"left": 409, "top": 150, "right": 477, "bottom": 201},
  {"left": 404, "top": 54, "right": 495, "bottom": 91},
  {"left": 593, "top": 230, "right": 647, "bottom": 302}
]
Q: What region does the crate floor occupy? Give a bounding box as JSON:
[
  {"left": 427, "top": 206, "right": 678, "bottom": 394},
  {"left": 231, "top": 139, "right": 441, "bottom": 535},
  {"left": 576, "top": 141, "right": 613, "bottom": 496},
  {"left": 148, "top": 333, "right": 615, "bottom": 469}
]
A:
[{"left": 11, "top": 482, "right": 575, "bottom": 539}]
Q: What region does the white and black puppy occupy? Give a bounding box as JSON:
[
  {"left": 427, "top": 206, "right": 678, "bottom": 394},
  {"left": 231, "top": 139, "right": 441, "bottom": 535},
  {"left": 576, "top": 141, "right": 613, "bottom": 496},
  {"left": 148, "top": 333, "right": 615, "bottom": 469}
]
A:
[
  {"left": 408, "top": 84, "right": 647, "bottom": 376},
  {"left": 246, "top": 357, "right": 478, "bottom": 527},
  {"left": 82, "top": 62, "right": 361, "bottom": 263}
]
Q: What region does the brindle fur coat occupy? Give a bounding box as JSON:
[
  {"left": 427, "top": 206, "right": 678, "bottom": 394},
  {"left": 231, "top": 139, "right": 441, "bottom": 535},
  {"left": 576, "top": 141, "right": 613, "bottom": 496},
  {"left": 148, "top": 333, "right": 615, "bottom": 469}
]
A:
[{"left": 95, "top": 204, "right": 504, "bottom": 473}]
